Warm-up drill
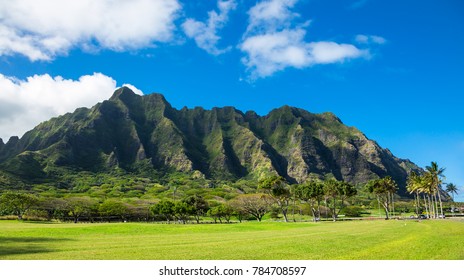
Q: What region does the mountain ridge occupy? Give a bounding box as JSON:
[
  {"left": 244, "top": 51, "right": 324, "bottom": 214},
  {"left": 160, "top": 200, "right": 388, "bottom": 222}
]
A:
[{"left": 0, "top": 87, "right": 421, "bottom": 195}]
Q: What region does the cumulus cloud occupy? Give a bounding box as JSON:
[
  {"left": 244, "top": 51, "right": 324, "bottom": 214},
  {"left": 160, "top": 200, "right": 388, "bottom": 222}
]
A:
[
  {"left": 239, "top": 0, "right": 368, "bottom": 79},
  {"left": 182, "top": 0, "right": 237, "bottom": 55},
  {"left": 0, "top": 0, "right": 181, "bottom": 61},
  {"left": 246, "top": 0, "right": 299, "bottom": 33},
  {"left": 0, "top": 73, "right": 143, "bottom": 141}
]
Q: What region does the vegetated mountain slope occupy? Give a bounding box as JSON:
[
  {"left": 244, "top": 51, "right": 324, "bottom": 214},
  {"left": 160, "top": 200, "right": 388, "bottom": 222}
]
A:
[{"left": 0, "top": 87, "right": 420, "bottom": 195}]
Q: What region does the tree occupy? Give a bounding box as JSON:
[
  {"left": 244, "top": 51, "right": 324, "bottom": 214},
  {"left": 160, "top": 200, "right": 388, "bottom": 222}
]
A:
[
  {"left": 407, "top": 171, "right": 423, "bottom": 215},
  {"left": 258, "top": 176, "right": 291, "bottom": 222},
  {"left": 150, "top": 200, "right": 175, "bottom": 223},
  {"left": 426, "top": 161, "right": 445, "bottom": 217},
  {"left": 99, "top": 199, "right": 129, "bottom": 222},
  {"left": 228, "top": 201, "right": 248, "bottom": 223},
  {"left": 323, "top": 179, "right": 357, "bottom": 221},
  {"left": 0, "top": 192, "right": 39, "bottom": 220},
  {"left": 445, "top": 183, "right": 458, "bottom": 202},
  {"left": 446, "top": 183, "right": 459, "bottom": 217},
  {"left": 64, "top": 197, "right": 96, "bottom": 223},
  {"left": 407, "top": 171, "right": 437, "bottom": 218},
  {"left": 366, "top": 176, "right": 397, "bottom": 220},
  {"left": 36, "top": 197, "right": 68, "bottom": 221},
  {"left": 173, "top": 201, "right": 192, "bottom": 224},
  {"left": 295, "top": 181, "right": 324, "bottom": 222},
  {"left": 183, "top": 195, "right": 209, "bottom": 224},
  {"left": 229, "top": 194, "right": 270, "bottom": 222},
  {"left": 207, "top": 204, "right": 233, "bottom": 223}
]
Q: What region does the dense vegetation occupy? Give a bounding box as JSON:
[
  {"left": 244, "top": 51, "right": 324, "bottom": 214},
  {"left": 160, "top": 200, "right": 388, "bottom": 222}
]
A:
[{"left": 0, "top": 162, "right": 461, "bottom": 223}]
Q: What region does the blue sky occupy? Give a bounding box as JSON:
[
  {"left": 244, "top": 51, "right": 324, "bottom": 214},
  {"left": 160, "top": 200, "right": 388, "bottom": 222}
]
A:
[{"left": 0, "top": 0, "right": 463, "bottom": 200}]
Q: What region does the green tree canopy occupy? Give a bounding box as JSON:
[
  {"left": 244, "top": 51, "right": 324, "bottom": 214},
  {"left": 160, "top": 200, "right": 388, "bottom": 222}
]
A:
[
  {"left": 446, "top": 183, "right": 459, "bottom": 201},
  {"left": 366, "top": 176, "right": 397, "bottom": 219},
  {"left": 150, "top": 199, "right": 175, "bottom": 223},
  {"left": 183, "top": 195, "right": 209, "bottom": 223},
  {"left": 258, "top": 176, "right": 291, "bottom": 222},
  {"left": 229, "top": 194, "right": 270, "bottom": 222},
  {"left": 295, "top": 181, "right": 324, "bottom": 222},
  {"left": 0, "top": 192, "right": 39, "bottom": 220},
  {"left": 99, "top": 199, "right": 129, "bottom": 221},
  {"left": 64, "top": 196, "right": 97, "bottom": 223},
  {"left": 323, "top": 179, "right": 357, "bottom": 221}
]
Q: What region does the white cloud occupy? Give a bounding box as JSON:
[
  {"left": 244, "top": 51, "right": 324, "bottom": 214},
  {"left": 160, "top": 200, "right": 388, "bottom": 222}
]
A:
[
  {"left": 182, "top": 0, "right": 237, "bottom": 55},
  {"left": 239, "top": 0, "right": 368, "bottom": 79},
  {"left": 355, "top": 34, "right": 386, "bottom": 45},
  {"left": 0, "top": 73, "right": 143, "bottom": 141},
  {"left": 0, "top": 0, "right": 181, "bottom": 61},
  {"left": 122, "top": 84, "right": 144, "bottom": 96},
  {"left": 240, "top": 29, "right": 310, "bottom": 76},
  {"left": 246, "top": 0, "right": 298, "bottom": 33},
  {"left": 309, "top": 41, "right": 366, "bottom": 64}
]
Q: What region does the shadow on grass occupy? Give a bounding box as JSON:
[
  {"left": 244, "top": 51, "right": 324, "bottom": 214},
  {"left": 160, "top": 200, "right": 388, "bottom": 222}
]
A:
[{"left": 0, "top": 237, "right": 73, "bottom": 257}]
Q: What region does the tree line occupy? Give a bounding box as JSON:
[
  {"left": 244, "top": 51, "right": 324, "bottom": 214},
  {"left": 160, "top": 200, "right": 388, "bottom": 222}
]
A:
[{"left": 0, "top": 162, "right": 460, "bottom": 223}]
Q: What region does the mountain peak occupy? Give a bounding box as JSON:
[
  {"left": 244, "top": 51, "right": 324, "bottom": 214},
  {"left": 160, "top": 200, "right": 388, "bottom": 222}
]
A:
[
  {"left": 7, "top": 136, "right": 19, "bottom": 145},
  {"left": 110, "top": 86, "right": 137, "bottom": 100}
]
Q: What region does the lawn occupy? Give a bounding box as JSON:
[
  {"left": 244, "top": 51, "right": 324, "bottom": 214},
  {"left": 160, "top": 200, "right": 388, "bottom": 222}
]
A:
[{"left": 0, "top": 219, "right": 463, "bottom": 260}]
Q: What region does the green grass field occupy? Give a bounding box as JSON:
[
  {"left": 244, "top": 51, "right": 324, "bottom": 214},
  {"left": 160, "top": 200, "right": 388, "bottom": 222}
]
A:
[{"left": 1, "top": 219, "right": 463, "bottom": 260}]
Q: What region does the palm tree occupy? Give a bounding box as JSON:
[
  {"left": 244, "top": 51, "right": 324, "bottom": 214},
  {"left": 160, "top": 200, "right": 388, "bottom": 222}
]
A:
[
  {"left": 407, "top": 171, "right": 436, "bottom": 218},
  {"left": 407, "top": 172, "right": 422, "bottom": 215},
  {"left": 426, "top": 162, "right": 445, "bottom": 217},
  {"left": 425, "top": 161, "right": 445, "bottom": 216},
  {"left": 423, "top": 172, "right": 436, "bottom": 218},
  {"left": 445, "top": 183, "right": 459, "bottom": 201},
  {"left": 446, "top": 183, "right": 459, "bottom": 217}
]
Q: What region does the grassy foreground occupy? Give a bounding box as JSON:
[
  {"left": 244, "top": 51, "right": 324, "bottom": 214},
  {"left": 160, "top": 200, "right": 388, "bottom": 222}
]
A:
[{"left": 0, "top": 219, "right": 463, "bottom": 260}]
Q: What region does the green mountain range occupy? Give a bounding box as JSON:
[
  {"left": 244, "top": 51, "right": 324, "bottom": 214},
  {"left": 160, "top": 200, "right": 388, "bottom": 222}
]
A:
[{"left": 0, "top": 87, "right": 420, "bottom": 195}]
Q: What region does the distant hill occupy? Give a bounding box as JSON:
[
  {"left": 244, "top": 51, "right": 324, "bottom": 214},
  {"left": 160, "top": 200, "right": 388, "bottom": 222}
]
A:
[{"left": 0, "top": 87, "right": 421, "bottom": 195}]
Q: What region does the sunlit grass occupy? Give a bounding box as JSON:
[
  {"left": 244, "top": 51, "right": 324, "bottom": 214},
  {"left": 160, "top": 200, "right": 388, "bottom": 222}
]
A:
[{"left": 0, "top": 219, "right": 463, "bottom": 260}]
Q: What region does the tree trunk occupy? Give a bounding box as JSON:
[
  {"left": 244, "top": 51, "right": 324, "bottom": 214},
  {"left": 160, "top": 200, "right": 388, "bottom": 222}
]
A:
[
  {"left": 383, "top": 205, "right": 390, "bottom": 220},
  {"left": 282, "top": 208, "right": 289, "bottom": 222},
  {"left": 380, "top": 198, "right": 389, "bottom": 220},
  {"left": 391, "top": 193, "right": 395, "bottom": 218},
  {"left": 310, "top": 207, "right": 317, "bottom": 222},
  {"left": 414, "top": 193, "right": 420, "bottom": 215},
  {"left": 332, "top": 197, "right": 337, "bottom": 222},
  {"left": 324, "top": 198, "right": 328, "bottom": 220},
  {"left": 292, "top": 195, "right": 296, "bottom": 222},
  {"left": 277, "top": 199, "right": 289, "bottom": 222},
  {"left": 428, "top": 195, "right": 434, "bottom": 218},
  {"left": 431, "top": 194, "right": 437, "bottom": 218},
  {"left": 437, "top": 189, "right": 444, "bottom": 217},
  {"left": 423, "top": 195, "right": 429, "bottom": 217}
]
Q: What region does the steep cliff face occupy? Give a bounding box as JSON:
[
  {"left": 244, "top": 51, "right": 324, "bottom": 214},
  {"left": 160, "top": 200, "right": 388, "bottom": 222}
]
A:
[{"left": 0, "top": 87, "right": 420, "bottom": 194}]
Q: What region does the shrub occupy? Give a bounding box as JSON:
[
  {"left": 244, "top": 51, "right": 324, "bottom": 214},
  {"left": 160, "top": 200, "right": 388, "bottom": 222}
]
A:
[{"left": 341, "top": 206, "right": 365, "bottom": 217}]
